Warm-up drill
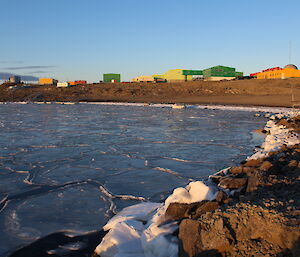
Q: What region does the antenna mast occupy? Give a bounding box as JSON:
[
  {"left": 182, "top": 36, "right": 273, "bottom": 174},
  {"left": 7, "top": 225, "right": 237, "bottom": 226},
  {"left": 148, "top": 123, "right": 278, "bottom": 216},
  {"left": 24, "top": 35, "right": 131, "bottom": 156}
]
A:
[{"left": 289, "top": 40, "right": 292, "bottom": 63}]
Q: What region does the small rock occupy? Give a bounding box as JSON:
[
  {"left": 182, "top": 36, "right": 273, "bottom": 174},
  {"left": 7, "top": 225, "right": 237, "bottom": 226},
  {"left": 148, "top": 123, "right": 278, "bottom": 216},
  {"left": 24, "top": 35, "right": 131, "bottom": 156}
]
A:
[
  {"left": 288, "top": 160, "right": 298, "bottom": 168},
  {"left": 223, "top": 198, "right": 233, "bottom": 204},
  {"left": 209, "top": 175, "right": 224, "bottom": 184}
]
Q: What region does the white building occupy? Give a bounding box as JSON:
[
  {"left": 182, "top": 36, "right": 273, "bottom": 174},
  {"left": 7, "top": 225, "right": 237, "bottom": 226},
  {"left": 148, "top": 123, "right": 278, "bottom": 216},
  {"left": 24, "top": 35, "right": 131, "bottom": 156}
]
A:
[{"left": 57, "top": 82, "right": 70, "bottom": 88}]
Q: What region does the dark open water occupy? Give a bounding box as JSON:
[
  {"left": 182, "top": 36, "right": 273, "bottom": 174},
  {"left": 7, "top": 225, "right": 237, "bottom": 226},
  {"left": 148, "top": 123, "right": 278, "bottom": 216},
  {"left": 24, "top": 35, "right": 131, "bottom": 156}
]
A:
[{"left": 0, "top": 103, "right": 267, "bottom": 256}]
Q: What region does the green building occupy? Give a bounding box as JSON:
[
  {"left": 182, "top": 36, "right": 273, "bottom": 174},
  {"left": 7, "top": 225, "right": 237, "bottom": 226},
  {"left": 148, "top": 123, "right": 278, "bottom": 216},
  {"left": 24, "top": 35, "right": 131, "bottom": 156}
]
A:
[
  {"left": 202, "top": 66, "right": 243, "bottom": 81},
  {"left": 103, "top": 73, "right": 121, "bottom": 83}
]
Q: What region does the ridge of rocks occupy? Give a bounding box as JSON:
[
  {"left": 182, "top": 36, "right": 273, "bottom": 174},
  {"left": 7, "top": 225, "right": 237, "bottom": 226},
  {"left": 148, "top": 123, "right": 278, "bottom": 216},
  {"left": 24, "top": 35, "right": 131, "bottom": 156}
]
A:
[{"left": 171, "top": 116, "right": 300, "bottom": 257}]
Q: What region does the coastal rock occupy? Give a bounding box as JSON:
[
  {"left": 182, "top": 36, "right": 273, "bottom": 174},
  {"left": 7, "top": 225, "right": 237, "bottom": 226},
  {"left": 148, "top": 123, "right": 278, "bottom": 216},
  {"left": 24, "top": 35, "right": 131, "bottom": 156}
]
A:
[
  {"left": 178, "top": 218, "right": 232, "bottom": 257},
  {"left": 165, "top": 202, "right": 198, "bottom": 221},
  {"left": 229, "top": 166, "right": 243, "bottom": 175},
  {"left": 215, "top": 190, "right": 228, "bottom": 203},
  {"left": 186, "top": 201, "right": 220, "bottom": 220},
  {"left": 246, "top": 170, "right": 263, "bottom": 193},
  {"left": 243, "top": 158, "right": 264, "bottom": 167},
  {"left": 179, "top": 204, "right": 300, "bottom": 257},
  {"left": 259, "top": 161, "right": 273, "bottom": 172},
  {"left": 218, "top": 177, "right": 248, "bottom": 189},
  {"left": 165, "top": 201, "right": 220, "bottom": 221},
  {"left": 288, "top": 159, "right": 298, "bottom": 168},
  {"left": 242, "top": 166, "right": 255, "bottom": 174},
  {"left": 209, "top": 175, "right": 224, "bottom": 184}
]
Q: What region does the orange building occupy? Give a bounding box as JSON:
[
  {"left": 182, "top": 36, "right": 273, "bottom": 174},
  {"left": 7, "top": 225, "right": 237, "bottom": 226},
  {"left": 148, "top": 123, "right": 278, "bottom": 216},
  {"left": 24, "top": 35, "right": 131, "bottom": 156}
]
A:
[
  {"left": 68, "top": 80, "right": 87, "bottom": 86},
  {"left": 39, "top": 78, "right": 58, "bottom": 85},
  {"left": 68, "top": 81, "right": 76, "bottom": 86},
  {"left": 253, "top": 64, "right": 300, "bottom": 79}
]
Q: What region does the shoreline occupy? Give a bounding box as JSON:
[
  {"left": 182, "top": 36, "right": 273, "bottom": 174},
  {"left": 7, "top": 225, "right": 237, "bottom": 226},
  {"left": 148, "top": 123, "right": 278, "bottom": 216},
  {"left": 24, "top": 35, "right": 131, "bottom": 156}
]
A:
[
  {"left": 0, "top": 101, "right": 297, "bottom": 114},
  {"left": 2, "top": 78, "right": 300, "bottom": 108}
]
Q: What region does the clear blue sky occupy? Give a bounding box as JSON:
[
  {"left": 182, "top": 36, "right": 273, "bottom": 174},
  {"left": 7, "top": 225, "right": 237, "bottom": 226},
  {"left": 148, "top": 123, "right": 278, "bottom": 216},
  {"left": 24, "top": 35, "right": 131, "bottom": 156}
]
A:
[{"left": 1, "top": 0, "right": 299, "bottom": 82}]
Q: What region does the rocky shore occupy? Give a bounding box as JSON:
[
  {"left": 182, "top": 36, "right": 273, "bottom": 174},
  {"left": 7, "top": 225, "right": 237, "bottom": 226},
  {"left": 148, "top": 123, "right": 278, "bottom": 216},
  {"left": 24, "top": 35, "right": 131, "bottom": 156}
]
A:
[
  {"left": 93, "top": 115, "right": 300, "bottom": 257},
  {"left": 169, "top": 116, "right": 300, "bottom": 257},
  {"left": 1, "top": 78, "right": 300, "bottom": 107}
]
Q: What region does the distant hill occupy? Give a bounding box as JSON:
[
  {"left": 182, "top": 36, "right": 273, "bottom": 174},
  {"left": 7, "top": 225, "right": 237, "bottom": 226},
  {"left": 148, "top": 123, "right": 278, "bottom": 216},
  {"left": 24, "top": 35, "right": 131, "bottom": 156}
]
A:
[{"left": 0, "top": 72, "right": 38, "bottom": 82}]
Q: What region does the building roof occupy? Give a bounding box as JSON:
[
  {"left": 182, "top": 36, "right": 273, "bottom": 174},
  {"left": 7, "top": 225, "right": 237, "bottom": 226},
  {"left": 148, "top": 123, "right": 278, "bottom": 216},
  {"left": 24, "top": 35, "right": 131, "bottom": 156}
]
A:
[{"left": 284, "top": 64, "right": 298, "bottom": 70}]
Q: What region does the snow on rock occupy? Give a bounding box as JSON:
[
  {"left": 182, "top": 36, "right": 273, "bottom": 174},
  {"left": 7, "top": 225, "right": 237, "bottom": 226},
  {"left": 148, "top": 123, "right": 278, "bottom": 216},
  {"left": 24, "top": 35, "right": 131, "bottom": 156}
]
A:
[
  {"left": 249, "top": 118, "right": 300, "bottom": 160},
  {"left": 141, "top": 221, "right": 179, "bottom": 257},
  {"left": 149, "top": 181, "right": 216, "bottom": 225},
  {"left": 103, "top": 202, "right": 162, "bottom": 231},
  {"left": 165, "top": 181, "right": 216, "bottom": 206},
  {"left": 95, "top": 181, "right": 216, "bottom": 257}
]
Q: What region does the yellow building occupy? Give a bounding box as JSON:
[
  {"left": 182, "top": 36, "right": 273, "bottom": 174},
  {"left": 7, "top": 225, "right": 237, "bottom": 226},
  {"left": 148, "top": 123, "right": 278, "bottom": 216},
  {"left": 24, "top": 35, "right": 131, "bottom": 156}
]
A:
[
  {"left": 39, "top": 78, "right": 58, "bottom": 85},
  {"left": 132, "top": 75, "right": 155, "bottom": 82},
  {"left": 154, "top": 69, "right": 193, "bottom": 82},
  {"left": 256, "top": 64, "right": 300, "bottom": 79}
]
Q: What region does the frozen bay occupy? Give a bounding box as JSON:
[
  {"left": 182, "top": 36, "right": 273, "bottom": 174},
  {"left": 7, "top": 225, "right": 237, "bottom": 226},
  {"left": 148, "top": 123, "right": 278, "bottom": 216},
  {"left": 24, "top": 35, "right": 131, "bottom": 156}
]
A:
[{"left": 0, "top": 103, "right": 269, "bottom": 256}]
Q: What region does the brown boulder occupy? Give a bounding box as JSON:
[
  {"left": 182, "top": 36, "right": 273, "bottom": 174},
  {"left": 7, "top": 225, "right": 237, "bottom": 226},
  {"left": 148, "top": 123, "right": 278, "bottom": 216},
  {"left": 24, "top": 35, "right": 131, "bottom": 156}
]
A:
[
  {"left": 229, "top": 166, "right": 243, "bottom": 175},
  {"left": 165, "top": 202, "right": 198, "bottom": 221},
  {"left": 215, "top": 190, "right": 228, "bottom": 203},
  {"left": 179, "top": 218, "right": 232, "bottom": 257},
  {"left": 165, "top": 201, "right": 220, "bottom": 221},
  {"left": 243, "top": 158, "right": 264, "bottom": 167},
  {"left": 186, "top": 201, "right": 220, "bottom": 220},
  {"left": 242, "top": 166, "right": 255, "bottom": 174},
  {"left": 178, "top": 204, "right": 300, "bottom": 257},
  {"left": 259, "top": 161, "right": 273, "bottom": 172},
  {"left": 288, "top": 159, "right": 298, "bottom": 168},
  {"left": 246, "top": 170, "right": 263, "bottom": 193},
  {"left": 218, "top": 177, "right": 248, "bottom": 189}
]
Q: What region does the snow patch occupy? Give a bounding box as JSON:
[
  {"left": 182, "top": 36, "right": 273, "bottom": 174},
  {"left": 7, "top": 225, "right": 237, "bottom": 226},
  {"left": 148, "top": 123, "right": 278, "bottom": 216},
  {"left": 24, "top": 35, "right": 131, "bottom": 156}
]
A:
[{"left": 248, "top": 118, "right": 300, "bottom": 160}]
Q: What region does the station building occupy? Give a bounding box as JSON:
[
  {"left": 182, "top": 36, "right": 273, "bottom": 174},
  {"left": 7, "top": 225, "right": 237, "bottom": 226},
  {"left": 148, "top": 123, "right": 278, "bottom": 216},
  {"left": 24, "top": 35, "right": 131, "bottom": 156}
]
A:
[
  {"left": 132, "top": 66, "right": 242, "bottom": 83},
  {"left": 153, "top": 69, "right": 202, "bottom": 82},
  {"left": 202, "top": 66, "right": 243, "bottom": 81},
  {"left": 252, "top": 64, "right": 300, "bottom": 79},
  {"left": 103, "top": 74, "right": 121, "bottom": 83},
  {"left": 39, "top": 78, "right": 58, "bottom": 85},
  {"left": 132, "top": 75, "right": 155, "bottom": 83}
]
